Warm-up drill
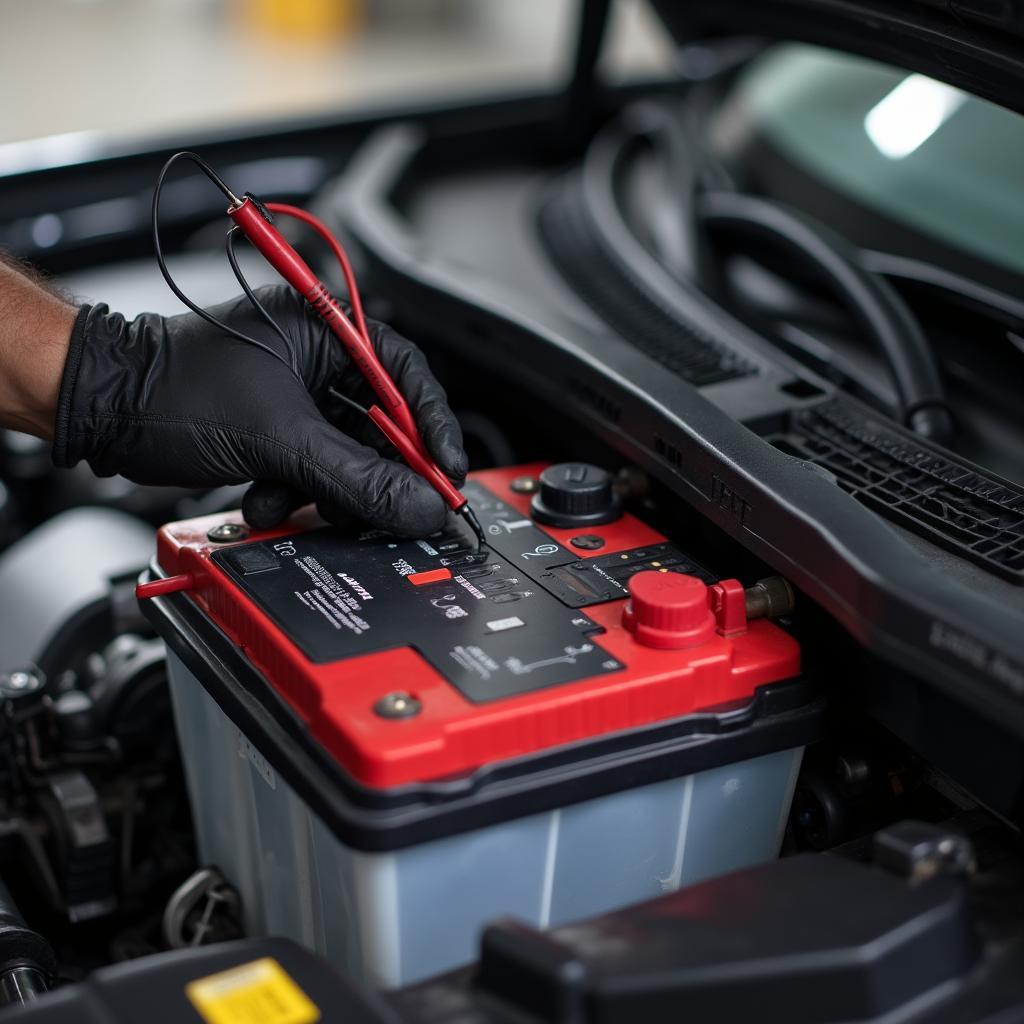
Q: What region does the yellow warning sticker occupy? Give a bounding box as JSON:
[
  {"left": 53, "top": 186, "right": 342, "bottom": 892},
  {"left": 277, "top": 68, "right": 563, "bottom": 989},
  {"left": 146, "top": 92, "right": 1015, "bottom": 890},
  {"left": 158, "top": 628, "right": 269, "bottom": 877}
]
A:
[{"left": 186, "top": 957, "right": 320, "bottom": 1024}]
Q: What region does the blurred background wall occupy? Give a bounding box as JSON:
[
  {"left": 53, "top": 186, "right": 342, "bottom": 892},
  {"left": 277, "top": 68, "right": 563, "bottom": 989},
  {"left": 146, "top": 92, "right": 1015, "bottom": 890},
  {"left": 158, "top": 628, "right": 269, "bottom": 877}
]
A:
[{"left": 0, "top": 0, "right": 673, "bottom": 150}]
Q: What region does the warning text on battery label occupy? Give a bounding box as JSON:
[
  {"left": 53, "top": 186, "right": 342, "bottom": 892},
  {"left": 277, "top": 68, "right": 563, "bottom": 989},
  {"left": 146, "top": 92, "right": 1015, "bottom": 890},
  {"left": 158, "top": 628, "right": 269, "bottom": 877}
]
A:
[{"left": 293, "top": 557, "right": 371, "bottom": 637}]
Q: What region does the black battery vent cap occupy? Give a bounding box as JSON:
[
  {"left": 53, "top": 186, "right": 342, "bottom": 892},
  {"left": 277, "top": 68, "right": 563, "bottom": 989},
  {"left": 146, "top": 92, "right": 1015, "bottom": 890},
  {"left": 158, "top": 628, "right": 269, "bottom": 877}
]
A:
[
  {"left": 530, "top": 463, "right": 622, "bottom": 528},
  {"left": 471, "top": 851, "right": 978, "bottom": 1024}
]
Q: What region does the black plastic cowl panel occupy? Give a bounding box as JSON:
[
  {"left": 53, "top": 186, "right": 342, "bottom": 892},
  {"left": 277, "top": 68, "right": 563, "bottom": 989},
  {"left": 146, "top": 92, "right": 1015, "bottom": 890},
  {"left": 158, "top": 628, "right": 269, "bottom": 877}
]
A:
[{"left": 773, "top": 399, "right": 1024, "bottom": 585}]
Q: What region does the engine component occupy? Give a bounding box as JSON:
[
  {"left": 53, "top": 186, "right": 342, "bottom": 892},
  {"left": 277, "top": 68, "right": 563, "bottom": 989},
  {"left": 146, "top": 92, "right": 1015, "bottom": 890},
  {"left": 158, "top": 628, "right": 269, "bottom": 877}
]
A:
[
  {"left": 0, "top": 508, "right": 153, "bottom": 672},
  {"left": 0, "top": 668, "right": 45, "bottom": 704},
  {"left": 162, "top": 868, "right": 241, "bottom": 950},
  {"left": 39, "top": 772, "right": 115, "bottom": 923},
  {"left": 86, "top": 635, "right": 171, "bottom": 755},
  {"left": 0, "top": 875, "right": 55, "bottom": 1007},
  {"left": 0, "top": 514, "right": 193, "bottom": 961},
  {"left": 141, "top": 462, "right": 819, "bottom": 987},
  {"left": 873, "top": 820, "right": 977, "bottom": 883}
]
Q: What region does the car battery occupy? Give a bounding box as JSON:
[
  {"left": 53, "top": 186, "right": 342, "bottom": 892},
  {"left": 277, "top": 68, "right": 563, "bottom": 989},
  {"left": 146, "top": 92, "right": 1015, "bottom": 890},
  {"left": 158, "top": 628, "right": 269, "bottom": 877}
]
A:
[{"left": 141, "top": 462, "right": 819, "bottom": 988}]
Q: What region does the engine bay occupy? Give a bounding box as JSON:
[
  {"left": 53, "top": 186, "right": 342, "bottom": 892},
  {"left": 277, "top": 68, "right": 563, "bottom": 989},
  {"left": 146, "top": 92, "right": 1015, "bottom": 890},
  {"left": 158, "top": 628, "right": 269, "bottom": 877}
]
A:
[{"left": 0, "top": 3, "right": 1023, "bottom": 1019}]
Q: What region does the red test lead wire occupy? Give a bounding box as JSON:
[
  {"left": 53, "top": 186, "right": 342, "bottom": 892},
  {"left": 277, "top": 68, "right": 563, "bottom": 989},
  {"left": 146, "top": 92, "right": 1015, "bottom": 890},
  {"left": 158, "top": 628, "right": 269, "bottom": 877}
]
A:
[
  {"left": 136, "top": 574, "right": 195, "bottom": 600},
  {"left": 227, "top": 198, "right": 424, "bottom": 451},
  {"left": 263, "top": 202, "right": 369, "bottom": 342},
  {"left": 367, "top": 403, "right": 487, "bottom": 546},
  {"left": 366, "top": 405, "right": 464, "bottom": 509}
]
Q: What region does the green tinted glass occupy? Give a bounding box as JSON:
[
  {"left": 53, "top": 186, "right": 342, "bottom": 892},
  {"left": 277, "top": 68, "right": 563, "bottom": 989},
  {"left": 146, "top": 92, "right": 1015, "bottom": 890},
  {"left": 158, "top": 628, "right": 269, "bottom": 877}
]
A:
[{"left": 732, "top": 45, "right": 1024, "bottom": 275}]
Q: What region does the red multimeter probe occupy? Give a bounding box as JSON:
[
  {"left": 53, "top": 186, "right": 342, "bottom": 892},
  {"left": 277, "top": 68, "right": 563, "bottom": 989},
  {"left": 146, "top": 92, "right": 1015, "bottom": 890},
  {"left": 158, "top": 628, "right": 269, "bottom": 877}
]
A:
[
  {"left": 228, "top": 197, "right": 482, "bottom": 540},
  {"left": 148, "top": 152, "right": 485, "bottom": 549}
]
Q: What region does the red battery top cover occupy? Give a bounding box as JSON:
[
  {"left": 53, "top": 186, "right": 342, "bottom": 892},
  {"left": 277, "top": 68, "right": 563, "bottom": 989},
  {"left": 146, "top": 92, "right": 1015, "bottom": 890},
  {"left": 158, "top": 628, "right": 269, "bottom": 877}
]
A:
[{"left": 153, "top": 464, "right": 800, "bottom": 789}]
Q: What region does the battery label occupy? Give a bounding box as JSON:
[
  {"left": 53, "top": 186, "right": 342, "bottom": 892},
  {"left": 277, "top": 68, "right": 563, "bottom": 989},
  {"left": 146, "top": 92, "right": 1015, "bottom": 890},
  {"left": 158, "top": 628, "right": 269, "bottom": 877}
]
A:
[
  {"left": 213, "top": 518, "right": 621, "bottom": 703},
  {"left": 185, "top": 957, "right": 320, "bottom": 1024}
]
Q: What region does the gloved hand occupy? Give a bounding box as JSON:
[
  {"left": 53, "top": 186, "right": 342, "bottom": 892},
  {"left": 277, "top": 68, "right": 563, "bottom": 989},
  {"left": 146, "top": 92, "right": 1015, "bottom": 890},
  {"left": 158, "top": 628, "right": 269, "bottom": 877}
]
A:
[{"left": 53, "top": 285, "right": 466, "bottom": 537}]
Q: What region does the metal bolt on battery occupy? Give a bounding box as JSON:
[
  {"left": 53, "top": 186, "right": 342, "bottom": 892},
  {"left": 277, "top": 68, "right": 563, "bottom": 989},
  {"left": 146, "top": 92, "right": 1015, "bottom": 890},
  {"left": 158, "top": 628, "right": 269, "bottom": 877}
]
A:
[
  {"left": 207, "top": 523, "right": 250, "bottom": 543},
  {"left": 374, "top": 692, "right": 422, "bottom": 719},
  {"left": 510, "top": 475, "right": 539, "bottom": 494}
]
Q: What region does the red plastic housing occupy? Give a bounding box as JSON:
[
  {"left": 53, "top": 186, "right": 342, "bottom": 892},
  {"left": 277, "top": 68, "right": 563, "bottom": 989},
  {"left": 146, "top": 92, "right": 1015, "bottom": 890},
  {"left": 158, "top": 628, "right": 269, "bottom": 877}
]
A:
[{"left": 153, "top": 464, "right": 800, "bottom": 789}]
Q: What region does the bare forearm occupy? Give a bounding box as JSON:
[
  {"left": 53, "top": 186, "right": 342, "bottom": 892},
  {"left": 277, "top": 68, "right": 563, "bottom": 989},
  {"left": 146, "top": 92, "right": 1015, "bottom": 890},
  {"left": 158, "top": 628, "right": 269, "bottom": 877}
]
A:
[{"left": 0, "top": 253, "right": 76, "bottom": 439}]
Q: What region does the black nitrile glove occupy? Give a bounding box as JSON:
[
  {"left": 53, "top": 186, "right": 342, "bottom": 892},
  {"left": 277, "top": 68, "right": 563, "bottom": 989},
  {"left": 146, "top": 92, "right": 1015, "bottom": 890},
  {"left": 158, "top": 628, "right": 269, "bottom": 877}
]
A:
[{"left": 53, "top": 285, "right": 466, "bottom": 537}]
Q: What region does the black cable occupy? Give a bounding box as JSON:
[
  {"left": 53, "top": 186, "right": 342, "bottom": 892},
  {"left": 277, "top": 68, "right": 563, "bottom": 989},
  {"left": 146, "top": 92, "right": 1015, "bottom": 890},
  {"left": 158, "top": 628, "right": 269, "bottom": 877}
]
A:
[
  {"left": 860, "top": 249, "right": 1024, "bottom": 326},
  {"left": 329, "top": 388, "right": 483, "bottom": 547},
  {"left": 622, "top": 103, "right": 713, "bottom": 289},
  {"left": 162, "top": 150, "right": 238, "bottom": 203},
  {"left": 572, "top": 109, "right": 954, "bottom": 443},
  {"left": 328, "top": 386, "right": 407, "bottom": 463},
  {"left": 697, "top": 190, "right": 954, "bottom": 442},
  {"left": 225, "top": 226, "right": 299, "bottom": 375},
  {"left": 152, "top": 151, "right": 296, "bottom": 376},
  {"left": 327, "top": 386, "right": 369, "bottom": 418}
]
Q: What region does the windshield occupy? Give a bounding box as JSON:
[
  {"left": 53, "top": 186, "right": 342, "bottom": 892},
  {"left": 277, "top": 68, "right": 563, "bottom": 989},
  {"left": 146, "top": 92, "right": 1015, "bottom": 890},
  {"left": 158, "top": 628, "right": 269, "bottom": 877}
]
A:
[
  {"left": 0, "top": 0, "right": 674, "bottom": 169},
  {"left": 716, "top": 44, "right": 1024, "bottom": 279}
]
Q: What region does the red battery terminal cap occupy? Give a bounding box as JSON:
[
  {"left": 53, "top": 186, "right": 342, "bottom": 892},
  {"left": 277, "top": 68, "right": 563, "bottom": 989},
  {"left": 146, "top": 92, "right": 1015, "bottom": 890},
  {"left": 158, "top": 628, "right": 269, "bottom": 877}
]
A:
[{"left": 622, "top": 571, "right": 716, "bottom": 649}]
